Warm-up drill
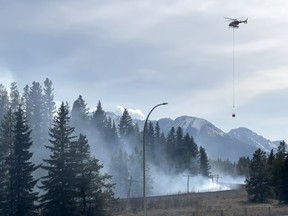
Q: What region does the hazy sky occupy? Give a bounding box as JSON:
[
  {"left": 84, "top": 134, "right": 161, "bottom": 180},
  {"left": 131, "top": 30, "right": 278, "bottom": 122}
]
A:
[{"left": 1, "top": 1, "right": 288, "bottom": 141}]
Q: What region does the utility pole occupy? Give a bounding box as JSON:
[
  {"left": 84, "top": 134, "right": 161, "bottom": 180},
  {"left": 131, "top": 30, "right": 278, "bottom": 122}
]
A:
[
  {"left": 183, "top": 174, "right": 196, "bottom": 193},
  {"left": 210, "top": 174, "right": 222, "bottom": 184},
  {"left": 127, "top": 176, "right": 137, "bottom": 198}
]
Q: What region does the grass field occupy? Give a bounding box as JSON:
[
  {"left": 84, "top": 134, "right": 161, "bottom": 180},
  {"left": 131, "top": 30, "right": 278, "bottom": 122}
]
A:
[{"left": 113, "top": 187, "right": 288, "bottom": 216}]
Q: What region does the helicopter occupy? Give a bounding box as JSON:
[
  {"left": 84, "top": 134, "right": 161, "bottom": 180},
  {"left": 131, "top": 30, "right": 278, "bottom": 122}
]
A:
[{"left": 224, "top": 17, "right": 248, "bottom": 28}]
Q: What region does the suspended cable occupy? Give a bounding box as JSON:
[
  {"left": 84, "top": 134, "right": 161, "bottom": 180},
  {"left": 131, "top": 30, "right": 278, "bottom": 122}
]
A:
[
  {"left": 232, "top": 28, "right": 235, "bottom": 117},
  {"left": 224, "top": 17, "right": 248, "bottom": 118}
]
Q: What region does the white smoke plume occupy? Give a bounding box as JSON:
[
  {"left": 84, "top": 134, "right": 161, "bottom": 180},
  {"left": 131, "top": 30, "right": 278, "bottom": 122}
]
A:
[{"left": 116, "top": 105, "right": 145, "bottom": 120}]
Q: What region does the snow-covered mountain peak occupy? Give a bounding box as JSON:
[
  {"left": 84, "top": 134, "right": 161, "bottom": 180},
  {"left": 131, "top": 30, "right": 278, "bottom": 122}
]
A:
[
  {"left": 228, "top": 127, "right": 277, "bottom": 152},
  {"left": 173, "top": 116, "right": 208, "bottom": 132}
]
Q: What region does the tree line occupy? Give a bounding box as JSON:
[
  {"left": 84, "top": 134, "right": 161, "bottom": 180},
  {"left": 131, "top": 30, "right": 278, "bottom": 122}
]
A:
[
  {"left": 245, "top": 141, "right": 288, "bottom": 203},
  {"left": 0, "top": 78, "right": 281, "bottom": 215}
]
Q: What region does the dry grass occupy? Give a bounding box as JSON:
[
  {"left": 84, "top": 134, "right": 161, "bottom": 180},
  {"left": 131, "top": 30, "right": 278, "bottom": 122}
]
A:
[{"left": 112, "top": 188, "right": 288, "bottom": 216}]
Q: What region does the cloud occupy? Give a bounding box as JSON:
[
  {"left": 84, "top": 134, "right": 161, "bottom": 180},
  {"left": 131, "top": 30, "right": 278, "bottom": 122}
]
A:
[{"left": 116, "top": 105, "right": 145, "bottom": 120}]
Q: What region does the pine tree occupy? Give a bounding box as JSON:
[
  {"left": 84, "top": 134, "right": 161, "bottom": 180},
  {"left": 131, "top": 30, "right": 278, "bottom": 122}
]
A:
[
  {"left": 8, "top": 106, "right": 39, "bottom": 216},
  {"left": 118, "top": 108, "right": 135, "bottom": 140},
  {"left": 43, "top": 78, "right": 56, "bottom": 130},
  {"left": 71, "top": 95, "right": 90, "bottom": 134},
  {"left": 9, "top": 82, "right": 20, "bottom": 113},
  {"left": 71, "top": 134, "right": 114, "bottom": 216},
  {"left": 103, "top": 118, "right": 120, "bottom": 155},
  {"left": 245, "top": 148, "right": 272, "bottom": 202},
  {"left": 118, "top": 109, "right": 137, "bottom": 150},
  {"left": 165, "top": 127, "right": 176, "bottom": 172},
  {"left": 40, "top": 102, "right": 78, "bottom": 216},
  {"left": 0, "top": 84, "right": 9, "bottom": 122},
  {"left": 146, "top": 121, "right": 155, "bottom": 162},
  {"left": 279, "top": 154, "right": 288, "bottom": 203},
  {"left": 0, "top": 109, "right": 15, "bottom": 215},
  {"left": 26, "top": 82, "right": 45, "bottom": 147},
  {"left": 271, "top": 141, "right": 286, "bottom": 199},
  {"left": 21, "top": 85, "right": 29, "bottom": 114},
  {"left": 91, "top": 100, "right": 106, "bottom": 134},
  {"left": 153, "top": 122, "right": 166, "bottom": 168},
  {"left": 199, "top": 146, "right": 210, "bottom": 177},
  {"left": 183, "top": 133, "right": 199, "bottom": 174},
  {"left": 237, "top": 156, "right": 250, "bottom": 177}
]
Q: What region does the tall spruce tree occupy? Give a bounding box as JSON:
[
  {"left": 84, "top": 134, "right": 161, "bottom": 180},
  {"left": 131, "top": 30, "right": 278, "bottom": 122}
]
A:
[
  {"left": 118, "top": 109, "right": 137, "bottom": 150},
  {"left": 71, "top": 134, "right": 114, "bottom": 216},
  {"left": 183, "top": 133, "right": 199, "bottom": 174},
  {"left": 271, "top": 141, "right": 286, "bottom": 199},
  {"left": 118, "top": 108, "right": 135, "bottom": 139},
  {"left": 9, "top": 82, "right": 20, "bottom": 113},
  {"left": 245, "top": 148, "right": 272, "bottom": 202},
  {"left": 26, "top": 82, "right": 45, "bottom": 147},
  {"left": 199, "top": 146, "right": 210, "bottom": 177},
  {"left": 40, "top": 102, "right": 78, "bottom": 216},
  {"left": 91, "top": 100, "right": 106, "bottom": 134},
  {"left": 153, "top": 122, "right": 166, "bottom": 168},
  {"left": 43, "top": 78, "right": 56, "bottom": 130},
  {"left": 0, "top": 84, "right": 9, "bottom": 122},
  {"left": 146, "top": 121, "right": 155, "bottom": 162},
  {"left": 236, "top": 156, "right": 250, "bottom": 177},
  {"left": 279, "top": 154, "right": 288, "bottom": 203},
  {"left": 21, "top": 85, "right": 29, "bottom": 114},
  {"left": 166, "top": 127, "right": 176, "bottom": 172},
  {"left": 0, "top": 109, "right": 15, "bottom": 215},
  {"left": 7, "top": 106, "right": 39, "bottom": 216},
  {"left": 71, "top": 95, "right": 90, "bottom": 134}
]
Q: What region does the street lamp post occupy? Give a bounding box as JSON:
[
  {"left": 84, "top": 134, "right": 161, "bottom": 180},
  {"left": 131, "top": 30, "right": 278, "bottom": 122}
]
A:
[{"left": 143, "top": 102, "right": 168, "bottom": 216}]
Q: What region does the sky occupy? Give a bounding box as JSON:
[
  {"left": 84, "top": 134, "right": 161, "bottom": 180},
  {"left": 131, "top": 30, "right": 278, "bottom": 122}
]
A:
[{"left": 1, "top": 0, "right": 288, "bottom": 142}]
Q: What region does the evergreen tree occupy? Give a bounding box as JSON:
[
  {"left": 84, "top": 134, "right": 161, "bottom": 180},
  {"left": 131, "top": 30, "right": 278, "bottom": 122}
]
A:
[
  {"left": 183, "top": 133, "right": 199, "bottom": 174},
  {"left": 91, "top": 100, "right": 106, "bottom": 134},
  {"left": 43, "top": 78, "right": 56, "bottom": 130},
  {"left": 103, "top": 117, "right": 120, "bottom": 155},
  {"left": 279, "top": 154, "right": 288, "bottom": 203},
  {"left": 40, "top": 102, "right": 78, "bottom": 216},
  {"left": 199, "top": 146, "right": 210, "bottom": 177},
  {"left": 174, "top": 127, "right": 186, "bottom": 173},
  {"left": 71, "top": 95, "right": 90, "bottom": 134},
  {"left": 21, "top": 85, "right": 29, "bottom": 114},
  {"left": 9, "top": 82, "right": 20, "bottom": 113},
  {"left": 0, "top": 109, "right": 15, "bottom": 215},
  {"left": 118, "top": 108, "right": 135, "bottom": 140},
  {"left": 236, "top": 156, "right": 250, "bottom": 177},
  {"left": 71, "top": 134, "right": 114, "bottom": 216},
  {"left": 245, "top": 148, "right": 272, "bottom": 202},
  {"left": 165, "top": 127, "right": 176, "bottom": 172},
  {"left": 118, "top": 109, "right": 137, "bottom": 150},
  {"left": 7, "top": 106, "right": 39, "bottom": 216},
  {"left": 271, "top": 141, "right": 286, "bottom": 199},
  {"left": 153, "top": 122, "right": 166, "bottom": 168},
  {"left": 26, "top": 82, "right": 45, "bottom": 147},
  {"left": 0, "top": 84, "right": 9, "bottom": 122},
  {"left": 146, "top": 121, "right": 155, "bottom": 162}
]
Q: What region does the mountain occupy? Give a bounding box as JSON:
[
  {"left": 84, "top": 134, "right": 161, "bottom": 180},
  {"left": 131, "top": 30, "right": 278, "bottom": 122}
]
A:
[
  {"left": 228, "top": 127, "right": 279, "bottom": 152},
  {"left": 106, "top": 112, "right": 280, "bottom": 161}
]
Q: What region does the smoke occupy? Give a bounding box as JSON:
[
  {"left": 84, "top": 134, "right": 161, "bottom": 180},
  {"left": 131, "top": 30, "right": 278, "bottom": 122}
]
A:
[
  {"left": 115, "top": 105, "right": 145, "bottom": 120},
  {"left": 150, "top": 165, "right": 244, "bottom": 196}
]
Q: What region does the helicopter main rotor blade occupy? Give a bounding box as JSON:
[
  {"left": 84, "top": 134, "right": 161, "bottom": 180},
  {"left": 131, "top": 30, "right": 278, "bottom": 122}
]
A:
[{"left": 224, "top": 17, "right": 236, "bottom": 21}]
